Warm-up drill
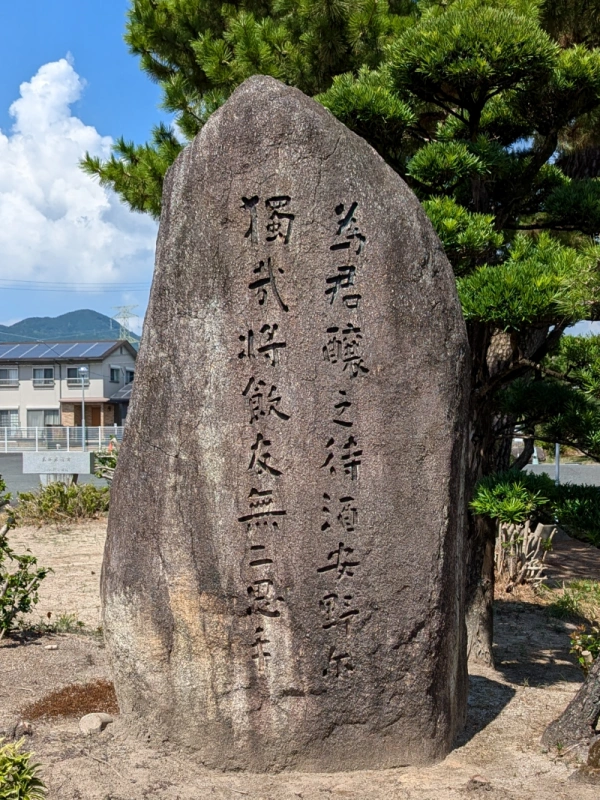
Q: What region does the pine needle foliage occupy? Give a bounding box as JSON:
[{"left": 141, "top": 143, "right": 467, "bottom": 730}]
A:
[{"left": 86, "top": 0, "right": 600, "bottom": 511}]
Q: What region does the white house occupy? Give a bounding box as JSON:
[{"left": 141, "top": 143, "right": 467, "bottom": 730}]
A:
[{"left": 0, "top": 340, "right": 137, "bottom": 429}]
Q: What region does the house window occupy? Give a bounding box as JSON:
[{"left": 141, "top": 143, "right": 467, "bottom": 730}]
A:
[
  {"left": 27, "top": 409, "right": 60, "bottom": 428},
  {"left": 110, "top": 367, "right": 120, "bottom": 383},
  {"left": 0, "top": 367, "right": 18, "bottom": 387},
  {"left": 67, "top": 367, "right": 90, "bottom": 387},
  {"left": 0, "top": 409, "right": 18, "bottom": 428},
  {"left": 125, "top": 369, "right": 135, "bottom": 384},
  {"left": 33, "top": 367, "right": 54, "bottom": 387}
]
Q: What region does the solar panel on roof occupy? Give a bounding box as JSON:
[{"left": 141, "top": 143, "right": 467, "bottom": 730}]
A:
[
  {"left": 0, "top": 340, "right": 123, "bottom": 360},
  {"left": 86, "top": 342, "right": 113, "bottom": 357}
]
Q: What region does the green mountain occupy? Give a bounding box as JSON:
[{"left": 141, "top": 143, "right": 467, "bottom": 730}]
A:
[{"left": 0, "top": 310, "right": 140, "bottom": 344}]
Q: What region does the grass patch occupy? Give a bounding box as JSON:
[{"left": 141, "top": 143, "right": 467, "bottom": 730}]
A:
[
  {"left": 16, "top": 483, "right": 109, "bottom": 526},
  {"left": 545, "top": 579, "right": 600, "bottom": 621}
]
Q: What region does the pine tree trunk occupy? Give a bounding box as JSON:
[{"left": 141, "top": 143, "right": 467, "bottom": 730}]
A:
[
  {"left": 542, "top": 655, "right": 600, "bottom": 749},
  {"left": 463, "top": 324, "right": 513, "bottom": 666},
  {"left": 465, "top": 514, "right": 496, "bottom": 665}
]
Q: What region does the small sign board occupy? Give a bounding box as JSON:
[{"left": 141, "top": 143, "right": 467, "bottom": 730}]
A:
[{"left": 23, "top": 452, "right": 95, "bottom": 475}]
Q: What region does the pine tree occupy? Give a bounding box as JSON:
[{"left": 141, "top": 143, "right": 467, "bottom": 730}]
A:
[{"left": 85, "top": 0, "right": 600, "bottom": 672}]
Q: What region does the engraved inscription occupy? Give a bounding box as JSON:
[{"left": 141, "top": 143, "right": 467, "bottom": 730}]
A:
[
  {"left": 330, "top": 202, "right": 366, "bottom": 254},
  {"left": 239, "top": 324, "right": 287, "bottom": 366},
  {"left": 323, "top": 324, "right": 369, "bottom": 377},
  {"left": 252, "top": 626, "right": 271, "bottom": 673},
  {"left": 317, "top": 542, "right": 360, "bottom": 579},
  {"left": 242, "top": 378, "right": 290, "bottom": 424},
  {"left": 249, "top": 257, "right": 289, "bottom": 312},
  {"left": 320, "top": 591, "right": 359, "bottom": 632},
  {"left": 248, "top": 432, "right": 283, "bottom": 477},
  {"left": 323, "top": 647, "right": 355, "bottom": 678}
]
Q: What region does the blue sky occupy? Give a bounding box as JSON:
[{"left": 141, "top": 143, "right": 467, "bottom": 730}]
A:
[
  {"left": 0, "top": 1, "right": 167, "bottom": 144},
  {"left": 0, "top": 2, "right": 597, "bottom": 337},
  {"left": 0, "top": 0, "right": 167, "bottom": 332}
]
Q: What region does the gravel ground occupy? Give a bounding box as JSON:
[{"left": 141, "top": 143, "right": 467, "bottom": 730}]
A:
[{"left": 1, "top": 520, "right": 599, "bottom": 799}]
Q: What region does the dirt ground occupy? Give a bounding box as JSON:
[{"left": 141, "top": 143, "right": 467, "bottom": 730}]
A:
[{"left": 1, "top": 520, "right": 600, "bottom": 800}]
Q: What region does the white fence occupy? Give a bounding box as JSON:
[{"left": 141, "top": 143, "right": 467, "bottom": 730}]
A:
[{"left": 0, "top": 426, "right": 124, "bottom": 453}]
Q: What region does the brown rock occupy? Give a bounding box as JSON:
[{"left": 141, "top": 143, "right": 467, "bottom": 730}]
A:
[{"left": 102, "top": 76, "right": 469, "bottom": 772}]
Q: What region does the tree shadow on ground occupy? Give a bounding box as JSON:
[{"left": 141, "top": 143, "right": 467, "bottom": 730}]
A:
[
  {"left": 455, "top": 674, "right": 516, "bottom": 747},
  {"left": 493, "top": 598, "right": 585, "bottom": 687}
]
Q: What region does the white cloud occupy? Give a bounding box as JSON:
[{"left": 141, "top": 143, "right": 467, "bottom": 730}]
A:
[{"left": 0, "top": 59, "right": 157, "bottom": 285}]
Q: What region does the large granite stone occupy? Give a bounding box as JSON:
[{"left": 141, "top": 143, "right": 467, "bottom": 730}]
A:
[{"left": 102, "top": 75, "right": 470, "bottom": 772}]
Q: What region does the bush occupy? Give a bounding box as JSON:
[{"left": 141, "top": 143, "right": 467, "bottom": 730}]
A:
[
  {"left": 0, "top": 474, "right": 50, "bottom": 640},
  {"left": 472, "top": 470, "right": 600, "bottom": 547},
  {"left": 16, "top": 482, "right": 110, "bottom": 525},
  {"left": 570, "top": 625, "right": 600, "bottom": 673},
  {"left": 0, "top": 738, "right": 46, "bottom": 799},
  {"left": 93, "top": 435, "right": 119, "bottom": 483}
]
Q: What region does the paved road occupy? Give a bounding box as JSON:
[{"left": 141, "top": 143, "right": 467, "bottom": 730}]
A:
[
  {"left": 0, "top": 453, "right": 106, "bottom": 498},
  {"left": 2, "top": 454, "right": 598, "bottom": 499},
  {"left": 527, "top": 463, "right": 600, "bottom": 486}
]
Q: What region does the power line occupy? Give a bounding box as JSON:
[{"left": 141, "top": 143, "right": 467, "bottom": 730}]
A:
[
  {"left": 0, "top": 278, "right": 149, "bottom": 286},
  {"left": 0, "top": 285, "right": 150, "bottom": 294},
  {"left": 0, "top": 277, "right": 150, "bottom": 294}
]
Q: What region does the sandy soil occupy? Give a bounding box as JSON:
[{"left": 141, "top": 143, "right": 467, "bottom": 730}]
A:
[{"left": 1, "top": 520, "right": 599, "bottom": 799}]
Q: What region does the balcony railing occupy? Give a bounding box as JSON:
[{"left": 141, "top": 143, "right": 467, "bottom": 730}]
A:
[
  {"left": 0, "top": 426, "right": 124, "bottom": 453},
  {"left": 66, "top": 378, "right": 90, "bottom": 388},
  {"left": 33, "top": 378, "right": 55, "bottom": 387},
  {"left": 0, "top": 378, "right": 19, "bottom": 387}
]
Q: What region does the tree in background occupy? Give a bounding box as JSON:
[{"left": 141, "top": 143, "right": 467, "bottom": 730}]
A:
[{"left": 84, "top": 0, "right": 600, "bottom": 669}]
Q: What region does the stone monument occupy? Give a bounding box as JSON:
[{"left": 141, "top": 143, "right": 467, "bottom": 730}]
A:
[{"left": 102, "top": 76, "right": 470, "bottom": 772}]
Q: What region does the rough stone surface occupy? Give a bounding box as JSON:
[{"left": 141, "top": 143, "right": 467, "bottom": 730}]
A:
[
  {"left": 588, "top": 737, "right": 600, "bottom": 767},
  {"left": 102, "top": 76, "right": 470, "bottom": 772},
  {"left": 79, "top": 713, "right": 114, "bottom": 736}
]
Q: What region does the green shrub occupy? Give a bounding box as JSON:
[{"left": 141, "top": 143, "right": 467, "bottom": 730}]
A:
[
  {"left": 0, "top": 738, "right": 46, "bottom": 799},
  {"left": 0, "top": 474, "right": 50, "bottom": 640},
  {"left": 570, "top": 625, "right": 600, "bottom": 673},
  {"left": 93, "top": 435, "right": 119, "bottom": 483},
  {"left": 471, "top": 470, "right": 600, "bottom": 547},
  {"left": 16, "top": 482, "right": 109, "bottom": 525}
]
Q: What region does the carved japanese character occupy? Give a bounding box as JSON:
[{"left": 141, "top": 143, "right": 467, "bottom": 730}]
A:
[
  {"left": 248, "top": 432, "right": 282, "bottom": 477},
  {"left": 238, "top": 329, "right": 255, "bottom": 361},
  {"left": 338, "top": 496, "right": 358, "bottom": 532},
  {"left": 320, "top": 592, "right": 359, "bottom": 632},
  {"left": 238, "top": 487, "right": 287, "bottom": 523},
  {"left": 266, "top": 196, "right": 294, "bottom": 243},
  {"left": 258, "top": 324, "right": 287, "bottom": 366},
  {"left": 242, "top": 196, "right": 259, "bottom": 244},
  {"left": 331, "top": 202, "right": 366, "bottom": 254},
  {"left": 242, "top": 378, "right": 290, "bottom": 424},
  {"left": 321, "top": 494, "right": 358, "bottom": 533},
  {"left": 248, "top": 544, "right": 274, "bottom": 569},
  {"left": 320, "top": 436, "right": 362, "bottom": 480},
  {"left": 341, "top": 435, "right": 362, "bottom": 480},
  {"left": 317, "top": 542, "right": 360, "bottom": 580},
  {"left": 322, "top": 324, "right": 369, "bottom": 377},
  {"left": 248, "top": 579, "right": 285, "bottom": 618},
  {"left": 239, "top": 325, "right": 287, "bottom": 366},
  {"left": 252, "top": 626, "right": 271, "bottom": 673},
  {"left": 323, "top": 647, "right": 354, "bottom": 678},
  {"left": 333, "top": 389, "right": 352, "bottom": 427},
  {"left": 249, "top": 257, "right": 289, "bottom": 312},
  {"left": 325, "top": 265, "right": 362, "bottom": 309}
]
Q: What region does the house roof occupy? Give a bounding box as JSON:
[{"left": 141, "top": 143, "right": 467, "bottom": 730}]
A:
[
  {"left": 0, "top": 340, "right": 137, "bottom": 362},
  {"left": 110, "top": 381, "right": 134, "bottom": 403}
]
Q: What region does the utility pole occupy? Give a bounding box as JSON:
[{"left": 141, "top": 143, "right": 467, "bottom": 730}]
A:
[{"left": 112, "top": 305, "right": 139, "bottom": 343}]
